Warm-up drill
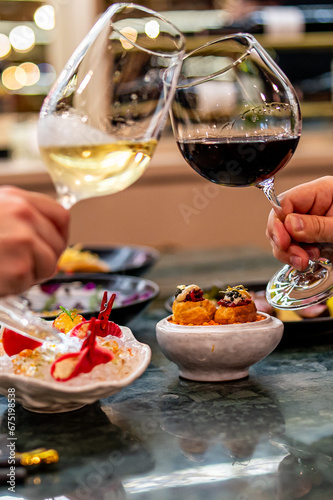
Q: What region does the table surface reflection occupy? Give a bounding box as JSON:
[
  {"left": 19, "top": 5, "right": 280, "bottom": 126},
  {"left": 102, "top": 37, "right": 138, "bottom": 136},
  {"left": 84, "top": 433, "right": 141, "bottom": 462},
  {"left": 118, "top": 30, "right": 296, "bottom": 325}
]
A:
[{"left": 1, "top": 247, "right": 333, "bottom": 500}]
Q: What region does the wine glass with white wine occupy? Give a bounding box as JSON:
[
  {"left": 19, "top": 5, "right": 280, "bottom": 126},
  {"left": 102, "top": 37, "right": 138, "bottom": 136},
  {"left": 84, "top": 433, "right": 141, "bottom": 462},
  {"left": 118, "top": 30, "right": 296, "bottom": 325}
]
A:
[
  {"left": 0, "top": 3, "right": 185, "bottom": 339},
  {"left": 38, "top": 2, "right": 185, "bottom": 209}
]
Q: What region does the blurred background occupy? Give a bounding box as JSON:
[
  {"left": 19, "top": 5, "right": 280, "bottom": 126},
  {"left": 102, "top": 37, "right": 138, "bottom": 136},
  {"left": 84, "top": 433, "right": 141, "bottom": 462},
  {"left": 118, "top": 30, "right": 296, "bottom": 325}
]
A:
[{"left": 0, "top": 0, "right": 332, "bottom": 252}]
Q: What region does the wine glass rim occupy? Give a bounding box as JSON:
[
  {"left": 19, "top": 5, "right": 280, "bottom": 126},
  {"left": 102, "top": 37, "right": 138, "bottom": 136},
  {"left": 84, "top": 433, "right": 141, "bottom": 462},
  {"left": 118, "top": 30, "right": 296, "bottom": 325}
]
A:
[
  {"left": 176, "top": 32, "right": 256, "bottom": 89},
  {"left": 109, "top": 2, "right": 186, "bottom": 57}
]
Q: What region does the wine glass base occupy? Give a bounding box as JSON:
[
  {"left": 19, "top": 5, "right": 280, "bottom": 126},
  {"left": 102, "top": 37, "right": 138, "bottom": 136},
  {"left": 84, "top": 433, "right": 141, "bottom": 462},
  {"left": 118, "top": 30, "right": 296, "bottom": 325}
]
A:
[{"left": 266, "top": 258, "right": 333, "bottom": 310}]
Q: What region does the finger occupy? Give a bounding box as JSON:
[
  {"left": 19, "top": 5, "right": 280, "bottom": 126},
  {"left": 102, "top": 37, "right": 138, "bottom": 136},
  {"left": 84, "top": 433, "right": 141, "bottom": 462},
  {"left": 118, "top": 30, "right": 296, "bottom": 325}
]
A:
[
  {"left": 27, "top": 207, "right": 67, "bottom": 260},
  {"left": 24, "top": 191, "right": 70, "bottom": 240},
  {"left": 0, "top": 186, "right": 70, "bottom": 240},
  {"left": 31, "top": 237, "right": 60, "bottom": 282},
  {"left": 14, "top": 209, "right": 66, "bottom": 281},
  {"left": 285, "top": 213, "right": 333, "bottom": 244},
  {"left": 278, "top": 176, "right": 333, "bottom": 216},
  {"left": 300, "top": 244, "right": 321, "bottom": 262},
  {"left": 276, "top": 242, "right": 311, "bottom": 271},
  {"left": 2, "top": 194, "right": 67, "bottom": 260},
  {"left": 0, "top": 245, "right": 34, "bottom": 296},
  {"left": 266, "top": 213, "right": 292, "bottom": 252}
]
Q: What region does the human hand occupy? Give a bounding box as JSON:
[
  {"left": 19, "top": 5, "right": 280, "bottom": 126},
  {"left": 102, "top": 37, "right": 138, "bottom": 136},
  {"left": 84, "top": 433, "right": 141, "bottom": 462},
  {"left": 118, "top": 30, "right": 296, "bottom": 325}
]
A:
[
  {"left": 0, "top": 186, "right": 70, "bottom": 296},
  {"left": 266, "top": 176, "right": 333, "bottom": 271}
]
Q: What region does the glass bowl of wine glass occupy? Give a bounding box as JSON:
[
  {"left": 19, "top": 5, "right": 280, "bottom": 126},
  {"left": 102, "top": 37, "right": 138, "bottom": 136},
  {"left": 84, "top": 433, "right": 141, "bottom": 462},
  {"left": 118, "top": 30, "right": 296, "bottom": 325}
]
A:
[
  {"left": 38, "top": 2, "right": 185, "bottom": 209},
  {"left": 168, "top": 33, "right": 332, "bottom": 311}
]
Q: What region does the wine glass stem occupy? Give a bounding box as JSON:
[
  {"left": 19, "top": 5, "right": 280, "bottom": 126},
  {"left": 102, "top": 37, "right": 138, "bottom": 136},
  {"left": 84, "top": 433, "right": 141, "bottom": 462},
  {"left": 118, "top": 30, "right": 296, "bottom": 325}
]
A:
[
  {"left": 57, "top": 194, "right": 75, "bottom": 211},
  {"left": 256, "top": 177, "right": 285, "bottom": 221}
]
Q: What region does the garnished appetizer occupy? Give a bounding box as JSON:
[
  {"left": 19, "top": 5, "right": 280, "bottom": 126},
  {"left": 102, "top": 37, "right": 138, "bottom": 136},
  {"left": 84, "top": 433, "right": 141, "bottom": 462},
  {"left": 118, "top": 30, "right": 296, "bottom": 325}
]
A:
[
  {"left": 214, "top": 285, "right": 257, "bottom": 325},
  {"left": 0, "top": 291, "right": 129, "bottom": 384},
  {"left": 172, "top": 284, "right": 216, "bottom": 325}
]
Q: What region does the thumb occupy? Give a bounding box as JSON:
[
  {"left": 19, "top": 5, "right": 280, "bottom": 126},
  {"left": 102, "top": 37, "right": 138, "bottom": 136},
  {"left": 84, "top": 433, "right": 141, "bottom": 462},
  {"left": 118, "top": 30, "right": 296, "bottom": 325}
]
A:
[{"left": 285, "top": 213, "right": 333, "bottom": 244}]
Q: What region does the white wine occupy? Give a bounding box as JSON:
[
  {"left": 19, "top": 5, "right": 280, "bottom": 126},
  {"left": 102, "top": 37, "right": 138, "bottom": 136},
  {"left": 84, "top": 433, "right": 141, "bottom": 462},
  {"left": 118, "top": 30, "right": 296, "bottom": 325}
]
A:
[{"left": 40, "top": 139, "right": 157, "bottom": 208}]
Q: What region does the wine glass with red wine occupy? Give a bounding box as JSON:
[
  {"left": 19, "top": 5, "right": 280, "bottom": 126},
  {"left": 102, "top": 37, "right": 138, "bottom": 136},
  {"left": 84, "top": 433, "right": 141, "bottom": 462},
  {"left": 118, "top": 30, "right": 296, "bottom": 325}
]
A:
[{"left": 169, "top": 33, "right": 333, "bottom": 310}]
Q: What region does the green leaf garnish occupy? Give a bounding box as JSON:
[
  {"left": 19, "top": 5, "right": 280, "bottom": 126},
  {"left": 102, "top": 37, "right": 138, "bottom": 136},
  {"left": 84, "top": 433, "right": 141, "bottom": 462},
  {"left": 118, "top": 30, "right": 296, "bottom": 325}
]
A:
[{"left": 59, "top": 306, "right": 78, "bottom": 321}]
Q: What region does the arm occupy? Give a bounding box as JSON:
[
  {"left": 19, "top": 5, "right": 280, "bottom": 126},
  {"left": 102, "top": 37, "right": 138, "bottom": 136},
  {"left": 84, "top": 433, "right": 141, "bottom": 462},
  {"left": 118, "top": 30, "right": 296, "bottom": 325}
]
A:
[
  {"left": 0, "top": 186, "right": 70, "bottom": 296},
  {"left": 266, "top": 176, "right": 333, "bottom": 271}
]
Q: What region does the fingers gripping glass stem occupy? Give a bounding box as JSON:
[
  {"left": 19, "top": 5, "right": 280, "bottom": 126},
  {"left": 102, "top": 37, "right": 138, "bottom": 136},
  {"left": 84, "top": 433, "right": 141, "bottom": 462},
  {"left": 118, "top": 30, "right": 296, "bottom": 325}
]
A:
[
  {"left": 257, "top": 177, "right": 284, "bottom": 220},
  {"left": 259, "top": 180, "right": 333, "bottom": 309}
]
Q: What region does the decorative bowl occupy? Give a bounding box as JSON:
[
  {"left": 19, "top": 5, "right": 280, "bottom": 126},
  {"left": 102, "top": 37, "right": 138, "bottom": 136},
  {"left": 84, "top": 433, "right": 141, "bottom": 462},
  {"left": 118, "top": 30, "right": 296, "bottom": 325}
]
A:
[
  {"left": 156, "top": 313, "right": 283, "bottom": 382},
  {"left": 0, "top": 326, "right": 151, "bottom": 413},
  {"left": 21, "top": 274, "right": 159, "bottom": 324}
]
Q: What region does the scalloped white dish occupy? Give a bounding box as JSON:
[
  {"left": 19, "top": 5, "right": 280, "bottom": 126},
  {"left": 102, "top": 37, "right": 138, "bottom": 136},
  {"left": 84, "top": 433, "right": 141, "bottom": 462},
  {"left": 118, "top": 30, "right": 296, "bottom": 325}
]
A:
[
  {"left": 156, "top": 313, "right": 283, "bottom": 382},
  {"left": 0, "top": 326, "right": 151, "bottom": 413}
]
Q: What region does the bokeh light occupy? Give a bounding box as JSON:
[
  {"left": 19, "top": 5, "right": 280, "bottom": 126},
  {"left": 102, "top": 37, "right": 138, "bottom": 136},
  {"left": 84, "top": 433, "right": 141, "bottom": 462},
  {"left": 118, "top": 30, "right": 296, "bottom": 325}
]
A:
[
  {"left": 119, "top": 27, "right": 137, "bottom": 50},
  {"left": 145, "top": 20, "right": 160, "bottom": 39},
  {"left": 34, "top": 5, "right": 55, "bottom": 31},
  {"left": 0, "top": 34, "right": 11, "bottom": 58},
  {"left": 9, "top": 25, "right": 35, "bottom": 52},
  {"left": 2, "top": 66, "right": 24, "bottom": 90},
  {"left": 16, "top": 62, "right": 40, "bottom": 86}
]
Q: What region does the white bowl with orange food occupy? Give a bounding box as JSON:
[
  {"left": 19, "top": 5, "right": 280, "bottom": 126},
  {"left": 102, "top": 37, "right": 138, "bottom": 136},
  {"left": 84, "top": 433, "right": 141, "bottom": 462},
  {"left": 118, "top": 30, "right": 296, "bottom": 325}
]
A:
[{"left": 156, "top": 284, "right": 284, "bottom": 382}]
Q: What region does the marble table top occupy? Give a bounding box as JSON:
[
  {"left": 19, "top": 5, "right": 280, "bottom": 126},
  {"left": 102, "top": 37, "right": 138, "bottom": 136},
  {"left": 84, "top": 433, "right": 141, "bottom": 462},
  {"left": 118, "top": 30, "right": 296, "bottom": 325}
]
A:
[{"left": 1, "top": 246, "right": 333, "bottom": 500}]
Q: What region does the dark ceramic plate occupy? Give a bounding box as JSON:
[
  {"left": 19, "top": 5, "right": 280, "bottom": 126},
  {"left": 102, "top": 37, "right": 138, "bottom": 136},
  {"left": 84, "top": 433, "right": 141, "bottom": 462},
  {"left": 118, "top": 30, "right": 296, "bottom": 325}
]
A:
[
  {"left": 165, "top": 281, "right": 333, "bottom": 347},
  {"left": 58, "top": 245, "right": 160, "bottom": 277},
  {"left": 22, "top": 274, "right": 159, "bottom": 325}
]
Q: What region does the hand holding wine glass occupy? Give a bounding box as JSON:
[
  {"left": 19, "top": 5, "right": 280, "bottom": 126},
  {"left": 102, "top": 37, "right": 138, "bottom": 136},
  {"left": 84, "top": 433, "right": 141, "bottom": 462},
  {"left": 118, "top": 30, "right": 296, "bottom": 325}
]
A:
[
  {"left": 266, "top": 176, "right": 333, "bottom": 270},
  {"left": 0, "top": 186, "right": 69, "bottom": 297},
  {"left": 169, "top": 33, "right": 333, "bottom": 309}
]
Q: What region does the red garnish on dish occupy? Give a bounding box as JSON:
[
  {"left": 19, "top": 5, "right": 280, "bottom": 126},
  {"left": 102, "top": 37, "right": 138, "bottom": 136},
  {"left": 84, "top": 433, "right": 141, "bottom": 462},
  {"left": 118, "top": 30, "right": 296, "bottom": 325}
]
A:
[
  {"left": 217, "top": 298, "right": 251, "bottom": 308},
  {"left": 2, "top": 328, "right": 43, "bottom": 357},
  {"left": 71, "top": 319, "right": 121, "bottom": 339},
  {"left": 51, "top": 317, "right": 114, "bottom": 382},
  {"left": 70, "top": 292, "right": 121, "bottom": 338},
  {"left": 217, "top": 286, "right": 252, "bottom": 308},
  {"left": 186, "top": 289, "right": 204, "bottom": 302}
]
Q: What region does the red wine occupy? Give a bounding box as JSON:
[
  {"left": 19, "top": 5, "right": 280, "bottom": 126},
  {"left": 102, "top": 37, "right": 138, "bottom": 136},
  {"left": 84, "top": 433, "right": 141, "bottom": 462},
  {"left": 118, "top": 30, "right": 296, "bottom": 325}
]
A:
[{"left": 177, "top": 136, "right": 299, "bottom": 187}]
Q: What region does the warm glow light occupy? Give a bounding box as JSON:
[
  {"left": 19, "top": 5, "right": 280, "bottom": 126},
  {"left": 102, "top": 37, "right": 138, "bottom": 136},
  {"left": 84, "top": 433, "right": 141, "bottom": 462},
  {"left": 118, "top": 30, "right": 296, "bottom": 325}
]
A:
[
  {"left": 145, "top": 20, "right": 160, "bottom": 39},
  {"left": 77, "top": 70, "right": 93, "bottom": 94},
  {"left": 34, "top": 5, "right": 55, "bottom": 31},
  {"left": 119, "top": 27, "right": 137, "bottom": 50},
  {"left": 17, "top": 62, "right": 40, "bottom": 86},
  {"left": 0, "top": 34, "right": 11, "bottom": 58},
  {"left": 9, "top": 25, "right": 35, "bottom": 52},
  {"left": 2, "top": 66, "right": 24, "bottom": 90}
]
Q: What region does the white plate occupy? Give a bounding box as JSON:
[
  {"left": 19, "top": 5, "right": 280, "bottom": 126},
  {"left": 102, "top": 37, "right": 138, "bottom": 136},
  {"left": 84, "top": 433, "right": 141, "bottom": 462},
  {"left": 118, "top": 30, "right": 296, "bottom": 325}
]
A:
[{"left": 0, "top": 326, "right": 151, "bottom": 413}]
